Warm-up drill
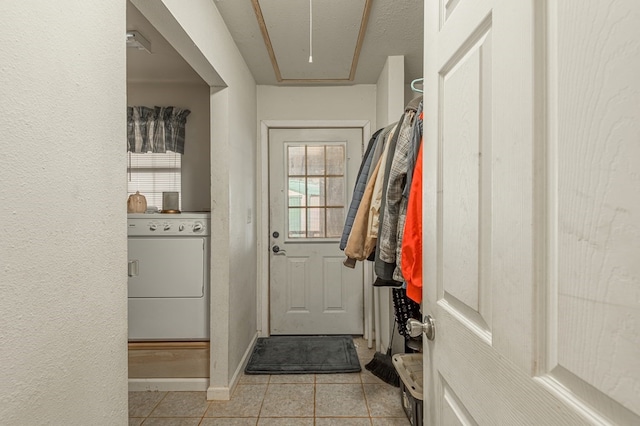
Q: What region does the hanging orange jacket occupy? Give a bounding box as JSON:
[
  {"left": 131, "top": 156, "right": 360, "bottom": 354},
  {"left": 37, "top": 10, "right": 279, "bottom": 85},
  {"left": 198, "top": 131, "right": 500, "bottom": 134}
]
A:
[{"left": 401, "top": 138, "right": 423, "bottom": 303}]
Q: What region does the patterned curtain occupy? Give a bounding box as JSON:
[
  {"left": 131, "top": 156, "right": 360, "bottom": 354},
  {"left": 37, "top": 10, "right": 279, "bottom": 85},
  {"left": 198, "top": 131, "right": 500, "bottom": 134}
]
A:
[{"left": 127, "top": 106, "right": 191, "bottom": 154}]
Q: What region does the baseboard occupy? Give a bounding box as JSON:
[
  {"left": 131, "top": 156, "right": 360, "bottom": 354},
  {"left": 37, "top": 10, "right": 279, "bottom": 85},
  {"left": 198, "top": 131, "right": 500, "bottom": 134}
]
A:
[
  {"left": 128, "top": 378, "right": 209, "bottom": 392},
  {"left": 206, "top": 332, "right": 258, "bottom": 401}
]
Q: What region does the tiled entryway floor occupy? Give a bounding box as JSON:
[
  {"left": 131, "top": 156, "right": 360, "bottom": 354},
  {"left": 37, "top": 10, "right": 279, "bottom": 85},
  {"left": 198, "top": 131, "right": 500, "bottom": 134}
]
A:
[{"left": 129, "top": 337, "right": 410, "bottom": 425}]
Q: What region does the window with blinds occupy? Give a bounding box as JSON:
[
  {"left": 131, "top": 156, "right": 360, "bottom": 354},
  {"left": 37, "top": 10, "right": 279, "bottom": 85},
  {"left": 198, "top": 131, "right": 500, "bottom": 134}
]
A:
[{"left": 127, "top": 152, "right": 181, "bottom": 210}]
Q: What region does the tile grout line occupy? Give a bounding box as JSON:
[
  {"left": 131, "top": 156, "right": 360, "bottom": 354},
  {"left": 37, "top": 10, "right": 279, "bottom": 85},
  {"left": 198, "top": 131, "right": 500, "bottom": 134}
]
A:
[
  {"left": 359, "top": 369, "right": 376, "bottom": 426},
  {"left": 256, "top": 376, "right": 269, "bottom": 422},
  {"left": 197, "top": 391, "right": 212, "bottom": 426},
  {"left": 313, "top": 373, "right": 317, "bottom": 425},
  {"left": 145, "top": 391, "right": 169, "bottom": 422},
  {"left": 357, "top": 364, "right": 374, "bottom": 424},
  {"left": 360, "top": 380, "right": 374, "bottom": 422}
]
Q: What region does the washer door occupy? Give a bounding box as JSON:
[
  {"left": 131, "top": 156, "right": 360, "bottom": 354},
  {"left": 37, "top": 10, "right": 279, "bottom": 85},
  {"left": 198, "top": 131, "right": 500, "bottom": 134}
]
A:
[{"left": 128, "top": 237, "right": 205, "bottom": 298}]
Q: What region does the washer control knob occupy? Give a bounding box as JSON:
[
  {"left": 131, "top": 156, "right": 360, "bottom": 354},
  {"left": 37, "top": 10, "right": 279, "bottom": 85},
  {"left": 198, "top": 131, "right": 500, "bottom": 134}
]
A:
[
  {"left": 193, "top": 222, "right": 203, "bottom": 232},
  {"left": 149, "top": 224, "right": 157, "bottom": 231},
  {"left": 164, "top": 224, "right": 171, "bottom": 231},
  {"left": 179, "top": 224, "right": 185, "bottom": 232}
]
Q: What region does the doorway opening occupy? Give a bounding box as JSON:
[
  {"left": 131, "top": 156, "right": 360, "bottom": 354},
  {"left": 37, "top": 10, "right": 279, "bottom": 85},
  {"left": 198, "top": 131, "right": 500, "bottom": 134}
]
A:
[{"left": 258, "top": 120, "right": 372, "bottom": 338}]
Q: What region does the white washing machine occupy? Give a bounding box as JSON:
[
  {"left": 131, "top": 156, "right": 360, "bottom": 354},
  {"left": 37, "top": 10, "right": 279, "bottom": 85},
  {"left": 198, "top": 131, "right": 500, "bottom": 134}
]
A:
[{"left": 127, "top": 212, "right": 210, "bottom": 341}]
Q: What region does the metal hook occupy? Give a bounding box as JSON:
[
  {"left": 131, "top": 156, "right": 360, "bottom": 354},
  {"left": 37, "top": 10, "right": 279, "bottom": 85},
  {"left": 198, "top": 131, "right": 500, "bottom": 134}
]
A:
[{"left": 411, "top": 78, "right": 424, "bottom": 93}]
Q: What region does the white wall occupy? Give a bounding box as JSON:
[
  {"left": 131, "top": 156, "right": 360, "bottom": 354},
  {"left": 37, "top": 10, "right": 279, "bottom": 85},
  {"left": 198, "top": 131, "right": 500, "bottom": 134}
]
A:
[
  {"left": 131, "top": 0, "right": 259, "bottom": 399},
  {"left": 0, "top": 1, "right": 128, "bottom": 424},
  {"left": 257, "top": 85, "right": 377, "bottom": 125},
  {"left": 376, "top": 56, "right": 405, "bottom": 129},
  {"left": 127, "top": 82, "right": 211, "bottom": 212}
]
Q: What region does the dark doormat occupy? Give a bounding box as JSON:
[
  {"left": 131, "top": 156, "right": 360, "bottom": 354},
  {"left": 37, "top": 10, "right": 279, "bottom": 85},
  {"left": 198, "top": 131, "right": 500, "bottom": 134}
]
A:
[{"left": 245, "top": 335, "right": 361, "bottom": 374}]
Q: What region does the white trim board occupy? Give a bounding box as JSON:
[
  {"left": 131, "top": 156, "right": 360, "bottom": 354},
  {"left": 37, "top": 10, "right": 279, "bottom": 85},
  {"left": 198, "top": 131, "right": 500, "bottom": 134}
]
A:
[
  {"left": 207, "top": 331, "right": 258, "bottom": 400},
  {"left": 257, "top": 120, "right": 371, "bottom": 338}
]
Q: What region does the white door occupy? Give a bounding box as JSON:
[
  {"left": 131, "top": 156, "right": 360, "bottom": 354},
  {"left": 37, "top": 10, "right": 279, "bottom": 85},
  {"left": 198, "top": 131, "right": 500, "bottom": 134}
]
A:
[
  {"left": 269, "top": 128, "right": 364, "bottom": 335},
  {"left": 422, "top": 0, "right": 639, "bottom": 424}
]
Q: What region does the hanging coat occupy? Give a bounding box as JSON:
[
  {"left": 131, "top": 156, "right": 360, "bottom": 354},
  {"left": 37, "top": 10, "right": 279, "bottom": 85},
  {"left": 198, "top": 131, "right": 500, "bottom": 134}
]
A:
[
  {"left": 366, "top": 126, "right": 397, "bottom": 249},
  {"left": 402, "top": 139, "right": 423, "bottom": 303},
  {"left": 344, "top": 154, "right": 384, "bottom": 262},
  {"left": 392, "top": 108, "right": 423, "bottom": 282},
  {"left": 339, "top": 129, "right": 383, "bottom": 251},
  {"left": 379, "top": 109, "right": 417, "bottom": 263},
  {"left": 373, "top": 115, "right": 406, "bottom": 286},
  {"left": 374, "top": 96, "right": 422, "bottom": 285}
]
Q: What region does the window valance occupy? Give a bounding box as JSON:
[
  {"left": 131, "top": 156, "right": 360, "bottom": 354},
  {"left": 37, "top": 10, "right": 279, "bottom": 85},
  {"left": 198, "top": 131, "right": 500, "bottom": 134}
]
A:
[{"left": 127, "top": 106, "right": 191, "bottom": 154}]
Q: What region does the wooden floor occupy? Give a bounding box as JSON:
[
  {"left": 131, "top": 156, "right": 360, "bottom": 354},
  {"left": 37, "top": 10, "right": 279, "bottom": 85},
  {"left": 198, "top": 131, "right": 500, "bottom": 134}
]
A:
[{"left": 129, "top": 341, "right": 209, "bottom": 379}]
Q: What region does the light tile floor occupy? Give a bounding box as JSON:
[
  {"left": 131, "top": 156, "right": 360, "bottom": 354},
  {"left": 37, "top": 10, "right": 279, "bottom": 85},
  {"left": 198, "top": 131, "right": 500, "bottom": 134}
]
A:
[{"left": 129, "top": 337, "right": 410, "bottom": 425}]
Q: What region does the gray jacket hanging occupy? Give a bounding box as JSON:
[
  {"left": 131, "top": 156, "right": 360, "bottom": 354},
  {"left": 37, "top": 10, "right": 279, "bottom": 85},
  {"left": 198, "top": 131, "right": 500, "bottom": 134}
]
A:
[
  {"left": 374, "top": 96, "right": 422, "bottom": 285},
  {"left": 339, "top": 128, "right": 383, "bottom": 251}
]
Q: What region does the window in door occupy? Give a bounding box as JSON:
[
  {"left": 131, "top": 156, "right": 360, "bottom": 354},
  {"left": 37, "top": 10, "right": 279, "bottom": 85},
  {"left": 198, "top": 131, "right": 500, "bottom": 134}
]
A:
[
  {"left": 127, "top": 151, "right": 181, "bottom": 210},
  {"left": 286, "top": 143, "right": 345, "bottom": 239}
]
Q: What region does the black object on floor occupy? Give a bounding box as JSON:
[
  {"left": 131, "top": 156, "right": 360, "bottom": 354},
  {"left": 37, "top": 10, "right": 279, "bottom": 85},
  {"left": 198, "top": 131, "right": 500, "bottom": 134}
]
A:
[
  {"left": 245, "top": 335, "right": 361, "bottom": 374},
  {"left": 365, "top": 319, "right": 400, "bottom": 387}
]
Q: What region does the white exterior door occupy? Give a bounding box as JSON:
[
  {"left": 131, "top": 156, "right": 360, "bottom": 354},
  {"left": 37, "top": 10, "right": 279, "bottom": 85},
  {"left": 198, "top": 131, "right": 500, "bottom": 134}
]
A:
[
  {"left": 422, "top": 0, "right": 639, "bottom": 424},
  {"left": 269, "top": 128, "right": 364, "bottom": 335}
]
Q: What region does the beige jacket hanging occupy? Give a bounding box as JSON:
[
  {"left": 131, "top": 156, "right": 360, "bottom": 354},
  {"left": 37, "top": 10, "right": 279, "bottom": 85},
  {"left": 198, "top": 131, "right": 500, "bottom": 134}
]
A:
[
  {"left": 366, "top": 127, "right": 396, "bottom": 247},
  {"left": 344, "top": 154, "right": 384, "bottom": 261}
]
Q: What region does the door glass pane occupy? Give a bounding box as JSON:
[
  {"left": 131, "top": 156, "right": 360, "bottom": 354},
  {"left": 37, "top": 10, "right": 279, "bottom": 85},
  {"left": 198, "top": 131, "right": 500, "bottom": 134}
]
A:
[
  {"left": 286, "top": 143, "right": 346, "bottom": 239},
  {"left": 307, "top": 146, "right": 325, "bottom": 175},
  {"left": 326, "top": 177, "right": 344, "bottom": 206},
  {"left": 288, "top": 207, "right": 305, "bottom": 238},
  {"left": 326, "top": 145, "right": 345, "bottom": 175},
  {"left": 288, "top": 146, "right": 305, "bottom": 175},
  {"left": 307, "top": 177, "right": 324, "bottom": 206},
  {"left": 326, "top": 208, "right": 344, "bottom": 238},
  {"left": 288, "top": 178, "right": 306, "bottom": 207},
  {"left": 307, "top": 208, "right": 325, "bottom": 238}
]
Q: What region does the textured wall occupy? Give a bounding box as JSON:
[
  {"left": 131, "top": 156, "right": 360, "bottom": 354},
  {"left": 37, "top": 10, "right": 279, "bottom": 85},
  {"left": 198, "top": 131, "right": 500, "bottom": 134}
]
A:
[
  {"left": 377, "top": 55, "right": 405, "bottom": 128},
  {"left": 0, "top": 1, "right": 128, "bottom": 425},
  {"left": 131, "top": 0, "right": 259, "bottom": 398},
  {"left": 257, "top": 85, "right": 377, "bottom": 127},
  {"left": 160, "top": 0, "right": 259, "bottom": 396}
]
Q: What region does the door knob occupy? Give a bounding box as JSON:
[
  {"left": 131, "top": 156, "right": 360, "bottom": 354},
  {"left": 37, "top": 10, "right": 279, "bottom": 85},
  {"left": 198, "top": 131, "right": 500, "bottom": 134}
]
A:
[
  {"left": 272, "top": 245, "right": 287, "bottom": 255},
  {"left": 407, "top": 315, "right": 435, "bottom": 341}
]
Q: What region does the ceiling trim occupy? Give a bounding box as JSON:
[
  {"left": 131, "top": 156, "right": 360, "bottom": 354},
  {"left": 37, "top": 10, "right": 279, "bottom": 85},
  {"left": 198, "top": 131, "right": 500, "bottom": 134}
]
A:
[
  {"left": 349, "top": 0, "right": 372, "bottom": 81},
  {"left": 251, "top": 0, "right": 372, "bottom": 83},
  {"left": 251, "top": 0, "right": 283, "bottom": 82}
]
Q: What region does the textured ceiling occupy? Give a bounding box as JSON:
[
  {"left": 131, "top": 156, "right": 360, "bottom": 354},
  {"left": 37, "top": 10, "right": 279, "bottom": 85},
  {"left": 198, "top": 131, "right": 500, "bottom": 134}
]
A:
[
  {"left": 257, "top": 0, "right": 367, "bottom": 81},
  {"left": 127, "top": 0, "right": 424, "bottom": 86},
  {"left": 217, "top": 0, "right": 424, "bottom": 85}
]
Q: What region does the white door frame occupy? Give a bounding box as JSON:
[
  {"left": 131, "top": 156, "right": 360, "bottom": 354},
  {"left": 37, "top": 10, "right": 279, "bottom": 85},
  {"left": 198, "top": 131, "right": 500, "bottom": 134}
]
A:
[{"left": 258, "top": 120, "right": 371, "bottom": 338}]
